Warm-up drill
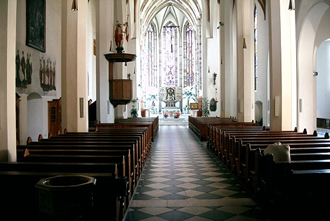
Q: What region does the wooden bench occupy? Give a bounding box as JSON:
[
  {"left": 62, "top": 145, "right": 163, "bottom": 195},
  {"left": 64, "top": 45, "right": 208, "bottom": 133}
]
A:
[
  {"left": 61, "top": 128, "right": 149, "bottom": 158},
  {"left": 188, "top": 116, "right": 258, "bottom": 141},
  {"left": 18, "top": 145, "right": 136, "bottom": 201},
  {"left": 114, "top": 116, "right": 159, "bottom": 142},
  {"left": 208, "top": 126, "right": 273, "bottom": 159},
  {"left": 0, "top": 161, "right": 126, "bottom": 220},
  {"left": 221, "top": 128, "right": 310, "bottom": 167},
  {"left": 59, "top": 129, "right": 150, "bottom": 161},
  {"left": 29, "top": 135, "right": 146, "bottom": 172},
  {"left": 96, "top": 122, "right": 153, "bottom": 147},
  {"left": 230, "top": 133, "right": 328, "bottom": 175},
  {"left": 207, "top": 125, "right": 267, "bottom": 156},
  {"left": 244, "top": 141, "right": 330, "bottom": 191},
  {"left": 19, "top": 152, "right": 130, "bottom": 213},
  {"left": 254, "top": 149, "right": 330, "bottom": 217}
]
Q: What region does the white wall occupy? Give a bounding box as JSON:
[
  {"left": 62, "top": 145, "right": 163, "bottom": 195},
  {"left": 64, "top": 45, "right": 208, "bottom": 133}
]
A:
[
  {"left": 254, "top": 2, "right": 269, "bottom": 126},
  {"left": 316, "top": 40, "right": 330, "bottom": 118},
  {"left": 16, "top": 0, "right": 62, "bottom": 141},
  {"left": 296, "top": 1, "right": 330, "bottom": 133}
]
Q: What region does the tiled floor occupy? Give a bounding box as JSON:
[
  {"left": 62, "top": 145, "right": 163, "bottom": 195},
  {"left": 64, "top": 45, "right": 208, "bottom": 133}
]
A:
[{"left": 124, "top": 125, "right": 270, "bottom": 221}]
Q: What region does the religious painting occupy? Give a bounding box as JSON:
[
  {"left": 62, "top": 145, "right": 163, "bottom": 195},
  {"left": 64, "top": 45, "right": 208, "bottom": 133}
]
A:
[
  {"left": 26, "top": 0, "right": 46, "bottom": 52},
  {"left": 190, "top": 103, "right": 198, "bottom": 110}
]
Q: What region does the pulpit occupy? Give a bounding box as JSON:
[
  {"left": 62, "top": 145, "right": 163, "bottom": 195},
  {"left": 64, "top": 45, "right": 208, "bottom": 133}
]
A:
[{"left": 104, "top": 53, "right": 136, "bottom": 107}]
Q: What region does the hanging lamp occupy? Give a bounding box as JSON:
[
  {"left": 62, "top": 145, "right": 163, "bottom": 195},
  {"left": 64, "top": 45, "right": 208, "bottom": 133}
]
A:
[{"left": 71, "top": 0, "right": 78, "bottom": 11}]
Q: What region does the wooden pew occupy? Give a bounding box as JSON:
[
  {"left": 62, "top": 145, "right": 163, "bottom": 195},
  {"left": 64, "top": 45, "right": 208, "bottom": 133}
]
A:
[
  {"left": 244, "top": 141, "right": 330, "bottom": 191},
  {"left": 18, "top": 145, "right": 136, "bottom": 202},
  {"left": 0, "top": 161, "right": 125, "bottom": 220},
  {"left": 254, "top": 149, "right": 330, "bottom": 217},
  {"left": 221, "top": 128, "right": 309, "bottom": 167},
  {"left": 62, "top": 128, "right": 150, "bottom": 161},
  {"left": 189, "top": 116, "right": 258, "bottom": 141},
  {"left": 208, "top": 126, "right": 268, "bottom": 159},
  {"left": 29, "top": 135, "right": 145, "bottom": 172},
  {"left": 25, "top": 130, "right": 147, "bottom": 202},
  {"left": 62, "top": 128, "right": 148, "bottom": 158},
  {"left": 96, "top": 122, "right": 153, "bottom": 148},
  {"left": 229, "top": 132, "right": 327, "bottom": 175},
  {"left": 61, "top": 129, "right": 148, "bottom": 158},
  {"left": 19, "top": 152, "right": 130, "bottom": 215},
  {"left": 114, "top": 116, "right": 159, "bottom": 142}
]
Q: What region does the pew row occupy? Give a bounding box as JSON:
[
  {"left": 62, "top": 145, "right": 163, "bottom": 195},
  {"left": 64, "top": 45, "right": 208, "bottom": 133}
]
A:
[
  {"left": 188, "top": 116, "right": 258, "bottom": 141},
  {"left": 254, "top": 148, "right": 330, "bottom": 218},
  {"left": 17, "top": 126, "right": 153, "bottom": 220},
  {"left": 0, "top": 161, "right": 126, "bottom": 220}
]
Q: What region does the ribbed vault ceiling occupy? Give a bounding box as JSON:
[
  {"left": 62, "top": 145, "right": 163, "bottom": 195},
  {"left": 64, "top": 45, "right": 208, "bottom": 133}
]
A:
[{"left": 140, "top": 0, "right": 202, "bottom": 33}]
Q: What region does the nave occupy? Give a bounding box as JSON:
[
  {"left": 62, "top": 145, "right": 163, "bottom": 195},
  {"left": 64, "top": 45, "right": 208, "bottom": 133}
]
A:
[{"left": 124, "top": 126, "right": 269, "bottom": 221}]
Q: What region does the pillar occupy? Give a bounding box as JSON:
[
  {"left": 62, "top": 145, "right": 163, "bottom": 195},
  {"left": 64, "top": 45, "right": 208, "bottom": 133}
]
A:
[
  {"left": 236, "top": 0, "right": 255, "bottom": 122},
  {"left": 96, "top": 0, "right": 114, "bottom": 123},
  {"left": 61, "top": 0, "right": 89, "bottom": 132},
  {"left": 268, "top": 0, "right": 296, "bottom": 131},
  {"left": 0, "top": 0, "right": 17, "bottom": 162}
]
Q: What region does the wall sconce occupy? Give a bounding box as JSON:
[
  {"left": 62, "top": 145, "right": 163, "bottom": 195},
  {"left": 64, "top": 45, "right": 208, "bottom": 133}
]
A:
[
  {"left": 213, "top": 73, "right": 217, "bottom": 85},
  {"left": 217, "top": 22, "right": 224, "bottom": 29},
  {"left": 288, "top": 0, "right": 295, "bottom": 10},
  {"left": 243, "top": 38, "right": 247, "bottom": 49},
  {"left": 71, "top": 0, "right": 78, "bottom": 11}
]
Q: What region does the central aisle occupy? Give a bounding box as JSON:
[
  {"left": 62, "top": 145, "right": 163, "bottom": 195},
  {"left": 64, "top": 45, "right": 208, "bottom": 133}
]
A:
[{"left": 124, "top": 126, "right": 268, "bottom": 220}]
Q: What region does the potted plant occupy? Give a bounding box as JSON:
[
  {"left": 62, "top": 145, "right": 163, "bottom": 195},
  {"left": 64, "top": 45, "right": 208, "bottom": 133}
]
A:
[
  {"left": 202, "top": 97, "right": 210, "bottom": 117},
  {"left": 130, "top": 98, "right": 139, "bottom": 118}
]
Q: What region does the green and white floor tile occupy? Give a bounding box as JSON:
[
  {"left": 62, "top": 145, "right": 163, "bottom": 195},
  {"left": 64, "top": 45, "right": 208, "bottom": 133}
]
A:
[{"left": 124, "top": 126, "right": 270, "bottom": 221}]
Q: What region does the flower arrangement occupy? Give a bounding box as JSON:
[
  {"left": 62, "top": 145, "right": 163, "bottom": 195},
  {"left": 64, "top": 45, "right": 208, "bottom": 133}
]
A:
[
  {"left": 174, "top": 112, "right": 181, "bottom": 118},
  {"left": 163, "top": 112, "right": 168, "bottom": 118}
]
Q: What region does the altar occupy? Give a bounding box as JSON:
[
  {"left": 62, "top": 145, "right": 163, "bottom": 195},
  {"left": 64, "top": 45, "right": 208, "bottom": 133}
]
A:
[
  {"left": 159, "top": 87, "right": 182, "bottom": 115},
  {"left": 162, "top": 107, "right": 180, "bottom": 114}
]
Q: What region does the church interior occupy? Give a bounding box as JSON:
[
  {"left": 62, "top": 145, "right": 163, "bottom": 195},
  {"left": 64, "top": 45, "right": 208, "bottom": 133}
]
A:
[{"left": 1, "top": 0, "right": 330, "bottom": 220}]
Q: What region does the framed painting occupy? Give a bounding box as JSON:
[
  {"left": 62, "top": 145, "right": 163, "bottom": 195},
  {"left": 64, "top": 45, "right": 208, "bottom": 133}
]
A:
[
  {"left": 26, "top": 0, "right": 46, "bottom": 52},
  {"left": 190, "top": 103, "right": 198, "bottom": 110}
]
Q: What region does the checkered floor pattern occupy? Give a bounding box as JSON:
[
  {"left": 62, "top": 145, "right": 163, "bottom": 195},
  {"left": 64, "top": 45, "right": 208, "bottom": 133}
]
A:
[{"left": 124, "top": 126, "right": 270, "bottom": 221}]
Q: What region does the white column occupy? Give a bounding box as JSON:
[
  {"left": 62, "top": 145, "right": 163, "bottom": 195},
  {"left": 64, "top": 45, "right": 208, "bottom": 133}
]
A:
[
  {"left": 236, "top": 0, "right": 255, "bottom": 122},
  {"left": 0, "top": 0, "right": 17, "bottom": 162},
  {"left": 61, "top": 0, "right": 88, "bottom": 132},
  {"left": 221, "top": 0, "right": 237, "bottom": 118},
  {"left": 96, "top": 0, "right": 114, "bottom": 123},
  {"left": 268, "top": 0, "right": 296, "bottom": 131}
]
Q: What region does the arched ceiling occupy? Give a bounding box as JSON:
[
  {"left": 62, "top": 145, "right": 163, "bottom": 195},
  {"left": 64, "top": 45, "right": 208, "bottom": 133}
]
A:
[{"left": 140, "top": 0, "right": 202, "bottom": 33}]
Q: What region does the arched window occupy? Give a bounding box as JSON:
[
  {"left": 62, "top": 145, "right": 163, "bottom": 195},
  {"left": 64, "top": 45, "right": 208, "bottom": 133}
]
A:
[
  {"left": 143, "top": 24, "right": 157, "bottom": 88},
  {"left": 185, "top": 23, "right": 195, "bottom": 87},
  {"left": 162, "top": 23, "right": 178, "bottom": 87}
]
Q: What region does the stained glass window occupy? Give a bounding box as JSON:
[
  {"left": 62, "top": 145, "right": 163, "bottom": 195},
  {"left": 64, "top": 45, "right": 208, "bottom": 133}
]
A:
[
  {"left": 146, "top": 25, "right": 157, "bottom": 88},
  {"left": 163, "top": 23, "right": 177, "bottom": 87},
  {"left": 185, "top": 24, "right": 195, "bottom": 87}
]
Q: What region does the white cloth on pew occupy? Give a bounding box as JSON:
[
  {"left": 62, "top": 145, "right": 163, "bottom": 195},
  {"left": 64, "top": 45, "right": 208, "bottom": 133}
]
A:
[{"left": 264, "top": 142, "right": 291, "bottom": 162}]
